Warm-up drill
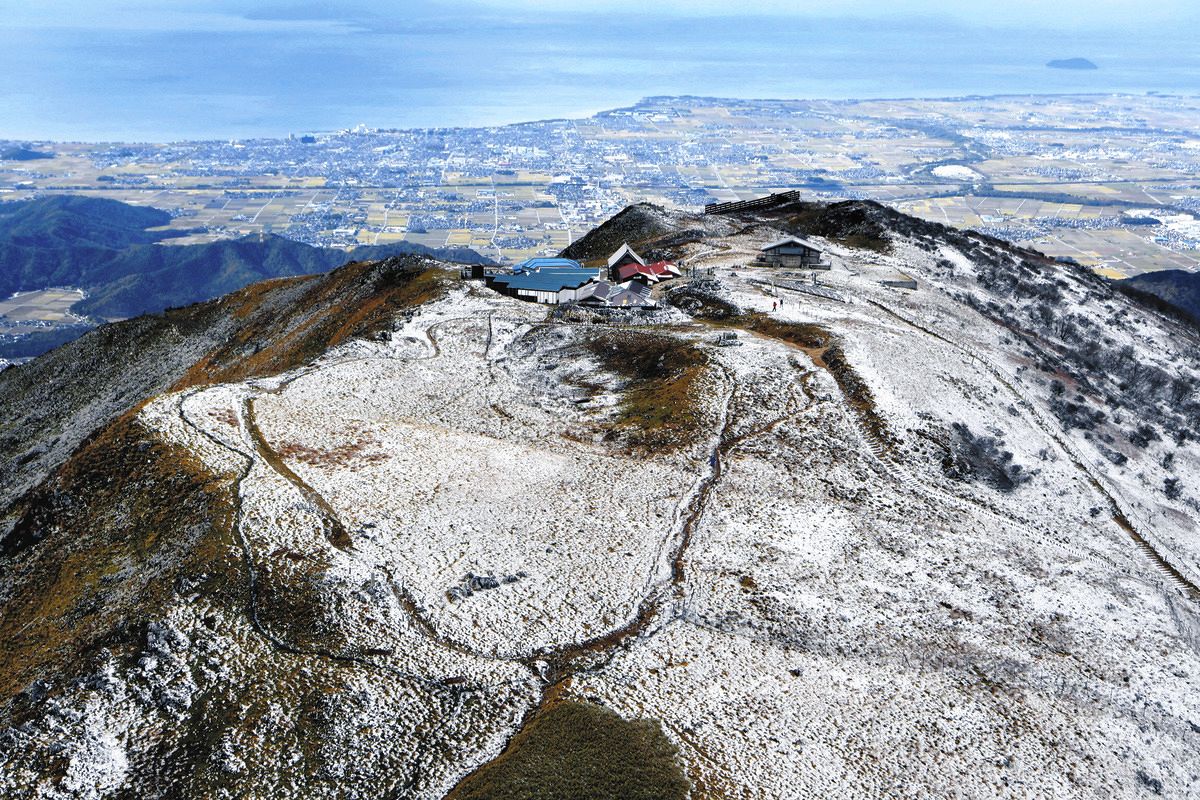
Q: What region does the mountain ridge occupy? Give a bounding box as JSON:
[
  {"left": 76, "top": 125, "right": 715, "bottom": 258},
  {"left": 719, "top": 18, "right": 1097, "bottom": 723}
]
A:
[{"left": 0, "top": 254, "right": 452, "bottom": 519}]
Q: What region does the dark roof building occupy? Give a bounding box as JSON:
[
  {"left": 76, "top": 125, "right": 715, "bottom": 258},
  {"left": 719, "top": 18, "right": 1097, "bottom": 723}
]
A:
[
  {"left": 880, "top": 272, "right": 918, "bottom": 290},
  {"left": 758, "top": 236, "right": 827, "bottom": 269},
  {"left": 576, "top": 280, "right": 655, "bottom": 308}
]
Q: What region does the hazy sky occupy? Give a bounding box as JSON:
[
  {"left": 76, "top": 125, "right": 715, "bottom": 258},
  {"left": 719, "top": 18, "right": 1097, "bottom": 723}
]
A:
[
  {"left": 468, "top": 0, "right": 1197, "bottom": 26},
  {"left": 5, "top": 0, "right": 1197, "bottom": 29}
]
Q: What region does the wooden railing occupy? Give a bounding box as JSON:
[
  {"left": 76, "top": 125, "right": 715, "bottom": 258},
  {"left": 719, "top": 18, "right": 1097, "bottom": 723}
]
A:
[{"left": 704, "top": 190, "right": 801, "bottom": 216}]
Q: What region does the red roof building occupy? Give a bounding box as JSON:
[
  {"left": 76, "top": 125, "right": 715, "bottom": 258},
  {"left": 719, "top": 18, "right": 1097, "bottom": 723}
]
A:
[{"left": 615, "top": 259, "right": 680, "bottom": 284}]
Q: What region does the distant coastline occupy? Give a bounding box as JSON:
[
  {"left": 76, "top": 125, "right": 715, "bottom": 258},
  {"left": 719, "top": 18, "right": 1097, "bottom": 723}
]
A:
[
  {"left": 5, "top": 92, "right": 1194, "bottom": 147},
  {"left": 1047, "top": 58, "right": 1099, "bottom": 71}
]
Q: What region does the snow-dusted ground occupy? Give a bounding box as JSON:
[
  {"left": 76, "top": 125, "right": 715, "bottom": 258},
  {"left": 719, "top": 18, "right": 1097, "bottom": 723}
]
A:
[
  {"left": 117, "top": 228, "right": 1200, "bottom": 797},
  {"left": 121, "top": 283, "right": 732, "bottom": 797},
  {"left": 570, "top": 225, "right": 1200, "bottom": 796},
  {"left": 247, "top": 314, "right": 724, "bottom": 660}
]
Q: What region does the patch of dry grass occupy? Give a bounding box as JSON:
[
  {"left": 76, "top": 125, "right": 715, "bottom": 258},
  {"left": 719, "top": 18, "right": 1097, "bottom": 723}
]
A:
[
  {"left": 274, "top": 424, "right": 387, "bottom": 469},
  {"left": 448, "top": 700, "right": 689, "bottom": 800},
  {"left": 584, "top": 330, "right": 709, "bottom": 452}
]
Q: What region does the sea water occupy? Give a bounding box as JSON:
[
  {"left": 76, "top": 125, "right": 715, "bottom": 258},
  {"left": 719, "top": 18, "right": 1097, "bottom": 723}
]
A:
[{"left": 2, "top": 12, "right": 1198, "bottom": 142}]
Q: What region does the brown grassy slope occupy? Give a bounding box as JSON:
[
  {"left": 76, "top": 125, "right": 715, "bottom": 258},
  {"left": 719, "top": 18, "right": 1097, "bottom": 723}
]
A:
[
  {"left": 0, "top": 255, "right": 451, "bottom": 515},
  {"left": 0, "top": 414, "right": 239, "bottom": 702},
  {"left": 447, "top": 700, "right": 689, "bottom": 800},
  {"left": 175, "top": 259, "right": 450, "bottom": 388},
  {"left": 0, "top": 257, "right": 452, "bottom": 697}
]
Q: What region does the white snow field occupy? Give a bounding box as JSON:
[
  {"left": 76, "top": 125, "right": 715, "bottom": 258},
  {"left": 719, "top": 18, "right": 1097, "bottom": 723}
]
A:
[{"left": 124, "top": 216, "right": 1200, "bottom": 798}]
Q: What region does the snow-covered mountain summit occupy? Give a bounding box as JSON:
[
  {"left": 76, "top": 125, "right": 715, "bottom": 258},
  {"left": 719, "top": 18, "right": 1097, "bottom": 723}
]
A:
[{"left": 2, "top": 199, "right": 1198, "bottom": 798}]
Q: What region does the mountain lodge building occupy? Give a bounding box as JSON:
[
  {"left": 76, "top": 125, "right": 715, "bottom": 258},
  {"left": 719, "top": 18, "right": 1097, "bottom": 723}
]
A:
[
  {"left": 758, "top": 237, "right": 827, "bottom": 269},
  {"left": 606, "top": 243, "right": 646, "bottom": 280}
]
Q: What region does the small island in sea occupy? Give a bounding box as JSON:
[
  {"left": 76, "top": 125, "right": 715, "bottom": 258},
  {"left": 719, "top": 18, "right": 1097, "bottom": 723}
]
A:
[{"left": 1047, "top": 57, "right": 1099, "bottom": 70}]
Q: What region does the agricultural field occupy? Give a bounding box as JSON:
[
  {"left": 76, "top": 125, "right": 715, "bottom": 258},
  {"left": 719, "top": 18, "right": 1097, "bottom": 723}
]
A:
[
  {"left": 3, "top": 93, "right": 1200, "bottom": 275},
  {"left": 0, "top": 288, "right": 85, "bottom": 334}
]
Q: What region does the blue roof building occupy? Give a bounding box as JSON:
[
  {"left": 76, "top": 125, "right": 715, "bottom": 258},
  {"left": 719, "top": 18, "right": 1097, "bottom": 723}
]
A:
[
  {"left": 512, "top": 257, "right": 584, "bottom": 273},
  {"left": 486, "top": 262, "right": 601, "bottom": 304}
]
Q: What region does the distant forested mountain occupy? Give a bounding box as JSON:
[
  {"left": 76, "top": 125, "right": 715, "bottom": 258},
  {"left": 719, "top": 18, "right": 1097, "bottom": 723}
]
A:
[
  {"left": 0, "top": 147, "right": 54, "bottom": 161},
  {"left": 0, "top": 195, "right": 488, "bottom": 319},
  {"left": 1119, "top": 269, "right": 1200, "bottom": 324}
]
